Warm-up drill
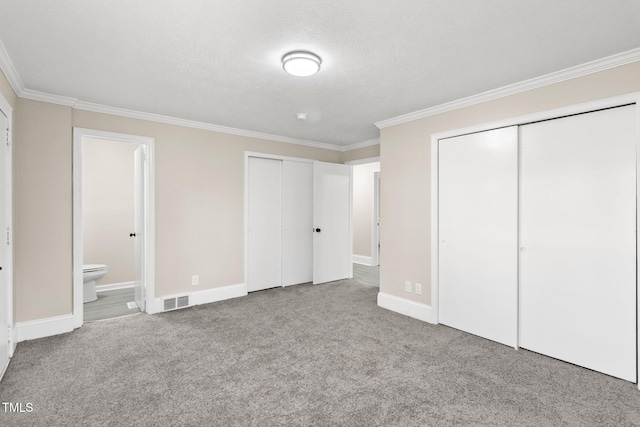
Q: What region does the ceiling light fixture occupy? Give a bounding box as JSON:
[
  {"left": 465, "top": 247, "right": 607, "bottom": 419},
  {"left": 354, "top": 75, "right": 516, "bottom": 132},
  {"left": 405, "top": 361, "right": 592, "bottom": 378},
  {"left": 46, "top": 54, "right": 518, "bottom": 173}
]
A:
[{"left": 282, "top": 51, "right": 321, "bottom": 77}]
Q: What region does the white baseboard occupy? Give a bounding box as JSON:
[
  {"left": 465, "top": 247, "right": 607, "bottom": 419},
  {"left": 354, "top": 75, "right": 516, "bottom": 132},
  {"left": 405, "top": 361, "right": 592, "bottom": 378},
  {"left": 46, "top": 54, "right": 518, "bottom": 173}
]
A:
[
  {"left": 0, "top": 359, "right": 8, "bottom": 382},
  {"left": 96, "top": 281, "right": 135, "bottom": 292},
  {"left": 377, "top": 292, "right": 435, "bottom": 324},
  {"left": 191, "top": 283, "right": 247, "bottom": 305},
  {"left": 10, "top": 326, "right": 16, "bottom": 355},
  {"left": 153, "top": 283, "right": 247, "bottom": 313},
  {"left": 15, "top": 314, "right": 75, "bottom": 343},
  {"left": 353, "top": 254, "right": 373, "bottom": 266}
]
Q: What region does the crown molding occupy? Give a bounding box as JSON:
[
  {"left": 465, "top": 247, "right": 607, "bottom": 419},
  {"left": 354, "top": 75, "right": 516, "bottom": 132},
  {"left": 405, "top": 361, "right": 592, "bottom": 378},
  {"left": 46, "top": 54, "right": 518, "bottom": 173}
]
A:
[
  {"left": 339, "top": 138, "right": 380, "bottom": 152},
  {"left": 375, "top": 47, "right": 640, "bottom": 129},
  {"left": 20, "top": 88, "right": 78, "bottom": 106},
  {"left": 15, "top": 86, "right": 381, "bottom": 152},
  {"left": 0, "top": 38, "right": 24, "bottom": 95},
  {"left": 73, "top": 100, "right": 344, "bottom": 151}
]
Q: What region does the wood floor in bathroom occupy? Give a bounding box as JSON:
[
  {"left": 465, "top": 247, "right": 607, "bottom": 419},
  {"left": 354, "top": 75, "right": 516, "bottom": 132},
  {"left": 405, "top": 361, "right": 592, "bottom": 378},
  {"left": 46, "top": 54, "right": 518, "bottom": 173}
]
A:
[{"left": 84, "top": 288, "right": 141, "bottom": 322}]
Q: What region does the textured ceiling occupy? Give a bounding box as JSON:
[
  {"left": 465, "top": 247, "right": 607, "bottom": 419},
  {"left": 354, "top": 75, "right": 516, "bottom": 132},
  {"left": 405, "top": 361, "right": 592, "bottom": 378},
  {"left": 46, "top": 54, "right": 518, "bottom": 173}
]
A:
[{"left": 0, "top": 1, "right": 639, "bottom": 147}]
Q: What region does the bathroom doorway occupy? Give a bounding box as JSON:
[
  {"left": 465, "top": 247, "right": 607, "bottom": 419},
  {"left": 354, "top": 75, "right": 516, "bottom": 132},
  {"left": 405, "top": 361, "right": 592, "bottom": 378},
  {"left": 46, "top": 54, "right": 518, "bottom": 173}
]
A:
[{"left": 73, "top": 128, "right": 156, "bottom": 327}]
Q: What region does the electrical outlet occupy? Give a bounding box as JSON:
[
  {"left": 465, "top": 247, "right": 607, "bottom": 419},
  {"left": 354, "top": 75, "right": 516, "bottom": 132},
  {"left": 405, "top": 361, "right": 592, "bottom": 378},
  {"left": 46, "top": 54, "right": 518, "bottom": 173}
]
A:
[
  {"left": 192, "top": 275, "right": 199, "bottom": 286},
  {"left": 405, "top": 281, "right": 412, "bottom": 293},
  {"left": 415, "top": 283, "right": 422, "bottom": 295}
]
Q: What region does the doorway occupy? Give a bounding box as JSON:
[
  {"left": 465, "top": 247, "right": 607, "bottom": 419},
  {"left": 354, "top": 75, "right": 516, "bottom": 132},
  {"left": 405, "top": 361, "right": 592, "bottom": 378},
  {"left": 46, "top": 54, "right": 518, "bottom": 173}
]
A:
[
  {"left": 73, "top": 128, "right": 156, "bottom": 328},
  {"left": 349, "top": 157, "right": 380, "bottom": 287}
]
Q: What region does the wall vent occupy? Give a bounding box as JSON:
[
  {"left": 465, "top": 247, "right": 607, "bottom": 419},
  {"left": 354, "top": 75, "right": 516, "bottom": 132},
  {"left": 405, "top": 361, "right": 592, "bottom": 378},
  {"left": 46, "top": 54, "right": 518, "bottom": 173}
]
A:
[
  {"left": 177, "top": 295, "right": 189, "bottom": 308},
  {"left": 163, "top": 295, "right": 190, "bottom": 312}
]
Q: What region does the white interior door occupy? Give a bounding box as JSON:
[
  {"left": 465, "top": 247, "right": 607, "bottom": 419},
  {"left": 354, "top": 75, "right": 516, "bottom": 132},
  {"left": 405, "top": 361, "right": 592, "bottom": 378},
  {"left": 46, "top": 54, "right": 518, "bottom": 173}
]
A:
[
  {"left": 439, "top": 127, "right": 518, "bottom": 347},
  {"left": 248, "top": 157, "right": 282, "bottom": 292},
  {"left": 282, "top": 161, "right": 313, "bottom": 286},
  {"left": 313, "top": 161, "right": 351, "bottom": 284},
  {"left": 0, "top": 110, "right": 8, "bottom": 376},
  {"left": 133, "top": 146, "right": 146, "bottom": 311},
  {"left": 520, "top": 106, "right": 637, "bottom": 382}
]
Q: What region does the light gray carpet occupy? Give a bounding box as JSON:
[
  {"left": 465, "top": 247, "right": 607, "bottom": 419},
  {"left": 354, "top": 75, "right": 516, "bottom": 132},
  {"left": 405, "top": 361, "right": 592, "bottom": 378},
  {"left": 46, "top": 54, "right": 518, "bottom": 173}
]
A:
[{"left": 1, "top": 280, "right": 639, "bottom": 426}]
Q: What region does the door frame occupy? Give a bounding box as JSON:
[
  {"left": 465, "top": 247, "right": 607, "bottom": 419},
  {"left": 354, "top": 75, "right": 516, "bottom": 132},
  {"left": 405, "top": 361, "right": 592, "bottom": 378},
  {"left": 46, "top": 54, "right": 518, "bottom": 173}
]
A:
[
  {"left": 0, "top": 92, "right": 13, "bottom": 362},
  {"left": 244, "top": 152, "right": 353, "bottom": 293},
  {"left": 372, "top": 171, "right": 380, "bottom": 267},
  {"left": 72, "top": 128, "right": 156, "bottom": 328},
  {"left": 429, "top": 91, "right": 640, "bottom": 388},
  {"left": 346, "top": 156, "right": 380, "bottom": 267}
]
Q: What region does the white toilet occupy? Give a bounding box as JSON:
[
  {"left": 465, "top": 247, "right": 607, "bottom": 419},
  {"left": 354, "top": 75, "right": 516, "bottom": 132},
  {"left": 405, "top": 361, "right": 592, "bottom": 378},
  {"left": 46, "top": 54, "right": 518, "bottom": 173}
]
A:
[{"left": 83, "top": 264, "right": 108, "bottom": 303}]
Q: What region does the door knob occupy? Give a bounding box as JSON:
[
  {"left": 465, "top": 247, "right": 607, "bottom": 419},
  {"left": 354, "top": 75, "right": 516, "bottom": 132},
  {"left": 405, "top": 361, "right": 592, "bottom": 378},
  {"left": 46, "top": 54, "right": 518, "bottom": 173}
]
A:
[
  {"left": 315, "top": 228, "right": 321, "bottom": 233},
  {"left": 130, "top": 233, "right": 136, "bottom": 237}
]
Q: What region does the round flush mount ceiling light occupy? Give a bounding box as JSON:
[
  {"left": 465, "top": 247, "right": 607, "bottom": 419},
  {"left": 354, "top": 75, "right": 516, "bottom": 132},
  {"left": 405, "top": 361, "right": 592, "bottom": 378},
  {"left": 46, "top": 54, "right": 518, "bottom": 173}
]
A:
[{"left": 282, "top": 51, "right": 322, "bottom": 77}]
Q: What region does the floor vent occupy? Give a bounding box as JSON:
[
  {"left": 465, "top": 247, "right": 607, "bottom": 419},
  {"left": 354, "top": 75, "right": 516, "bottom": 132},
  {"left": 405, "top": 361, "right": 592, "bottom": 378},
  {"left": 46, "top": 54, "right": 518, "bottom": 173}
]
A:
[
  {"left": 177, "top": 295, "right": 189, "bottom": 308},
  {"left": 163, "top": 295, "right": 190, "bottom": 312}
]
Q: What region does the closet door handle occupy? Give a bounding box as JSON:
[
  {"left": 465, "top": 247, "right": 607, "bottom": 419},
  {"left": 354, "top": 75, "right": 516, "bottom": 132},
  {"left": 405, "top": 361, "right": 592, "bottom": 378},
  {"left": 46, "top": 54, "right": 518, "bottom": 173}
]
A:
[
  {"left": 130, "top": 233, "right": 136, "bottom": 237},
  {"left": 314, "top": 228, "right": 321, "bottom": 233}
]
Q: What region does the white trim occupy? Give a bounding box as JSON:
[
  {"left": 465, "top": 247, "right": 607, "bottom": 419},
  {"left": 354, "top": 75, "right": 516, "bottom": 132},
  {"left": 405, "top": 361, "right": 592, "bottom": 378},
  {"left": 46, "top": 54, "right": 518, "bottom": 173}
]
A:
[
  {"left": 430, "top": 139, "right": 440, "bottom": 324},
  {"left": 372, "top": 171, "right": 380, "bottom": 267},
  {"left": 15, "top": 314, "right": 74, "bottom": 342},
  {"left": 341, "top": 138, "right": 380, "bottom": 152},
  {"left": 0, "top": 93, "right": 13, "bottom": 360},
  {"left": 0, "top": 38, "right": 24, "bottom": 95},
  {"left": 636, "top": 102, "right": 640, "bottom": 390},
  {"left": 73, "top": 128, "right": 157, "bottom": 328},
  {"left": 432, "top": 92, "right": 640, "bottom": 142},
  {"left": 20, "top": 88, "right": 77, "bottom": 106},
  {"left": 96, "top": 281, "right": 135, "bottom": 292},
  {"left": 345, "top": 156, "right": 380, "bottom": 166},
  {"left": 75, "top": 101, "right": 345, "bottom": 152},
  {"left": 353, "top": 255, "right": 372, "bottom": 266},
  {"left": 348, "top": 164, "right": 354, "bottom": 279},
  {"left": 0, "top": 358, "right": 8, "bottom": 382},
  {"left": 153, "top": 283, "right": 247, "bottom": 313},
  {"left": 190, "top": 283, "right": 247, "bottom": 306},
  {"left": 429, "top": 92, "right": 640, "bottom": 387},
  {"left": 19, "top": 90, "right": 378, "bottom": 153},
  {"left": 376, "top": 47, "right": 640, "bottom": 129},
  {"left": 377, "top": 292, "right": 434, "bottom": 324}
]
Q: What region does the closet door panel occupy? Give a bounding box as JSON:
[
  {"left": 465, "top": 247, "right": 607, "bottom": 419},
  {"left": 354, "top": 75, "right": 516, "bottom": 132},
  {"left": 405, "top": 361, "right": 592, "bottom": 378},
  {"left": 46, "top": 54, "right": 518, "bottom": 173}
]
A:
[
  {"left": 247, "top": 157, "right": 282, "bottom": 292},
  {"left": 520, "top": 106, "right": 637, "bottom": 381},
  {"left": 282, "top": 161, "right": 313, "bottom": 286},
  {"left": 439, "top": 126, "right": 518, "bottom": 347}
]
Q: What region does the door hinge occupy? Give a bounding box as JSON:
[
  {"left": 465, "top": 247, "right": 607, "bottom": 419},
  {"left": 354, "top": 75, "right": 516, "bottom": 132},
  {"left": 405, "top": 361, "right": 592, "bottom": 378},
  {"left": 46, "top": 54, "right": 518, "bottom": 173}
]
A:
[
  {"left": 5, "top": 128, "right": 9, "bottom": 147},
  {"left": 6, "top": 228, "right": 10, "bottom": 245}
]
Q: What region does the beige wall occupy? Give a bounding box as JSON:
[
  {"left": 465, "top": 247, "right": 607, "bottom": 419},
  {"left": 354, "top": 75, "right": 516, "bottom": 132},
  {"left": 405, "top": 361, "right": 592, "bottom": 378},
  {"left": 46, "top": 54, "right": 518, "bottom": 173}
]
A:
[
  {"left": 83, "top": 138, "right": 136, "bottom": 285},
  {"left": 380, "top": 61, "right": 640, "bottom": 305},
  {"left": 0, "top": 70, "right": 16, "bottom": 111},
  {"left": 341, "top": 144, "right": 379, "bottom": 163},
  {"left": 352, "top": 162, "right": 380, "bottom": 258},
  {"left": 14, "top": 102, "right": 344, "bottom": 322},
  {"left": 15, "top": 99, "right": 73, "bottom": 321}
]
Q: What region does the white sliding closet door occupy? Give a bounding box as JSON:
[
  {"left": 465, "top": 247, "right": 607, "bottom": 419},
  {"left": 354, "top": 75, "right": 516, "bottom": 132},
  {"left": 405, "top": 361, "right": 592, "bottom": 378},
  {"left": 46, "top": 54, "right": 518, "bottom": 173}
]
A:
[
  {"left": 247, "top": 157, "right": 282, "bottom": 292},
  {"left": 520, "top": 106, "right": 637, "bottom": 382},
  {"left": 439, "top": 127, "right": 518, "bottom": 347},
  {"left": 282, "top": 161, "right": 313, "bottom": 286}
]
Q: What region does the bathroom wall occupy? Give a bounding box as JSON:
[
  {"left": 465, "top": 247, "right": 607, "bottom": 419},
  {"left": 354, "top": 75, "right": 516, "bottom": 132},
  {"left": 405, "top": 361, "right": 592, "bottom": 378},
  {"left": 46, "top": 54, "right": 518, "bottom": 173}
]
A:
[
  {"left": 352, "top": 161, "right": 380, "bottom": 262},
  {"left": 82, "top": 138, "right": 137, "bottom": 285}
]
